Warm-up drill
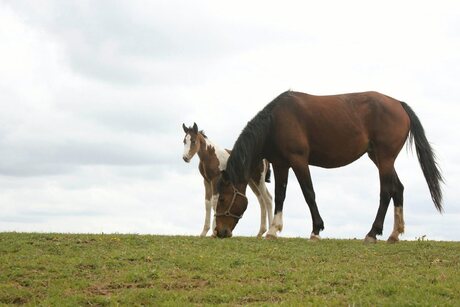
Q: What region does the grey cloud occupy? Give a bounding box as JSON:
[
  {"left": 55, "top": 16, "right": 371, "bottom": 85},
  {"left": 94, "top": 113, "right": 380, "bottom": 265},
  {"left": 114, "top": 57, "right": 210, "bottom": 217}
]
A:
[
  {"left": 0, "top": 131, "right": 180, "bottom": 177},
  {"left": 55, "top": 88, "right": 180, "bottom": 134},
  {"left": 7, "top": 0, "right": 308, "bottom": 85}
]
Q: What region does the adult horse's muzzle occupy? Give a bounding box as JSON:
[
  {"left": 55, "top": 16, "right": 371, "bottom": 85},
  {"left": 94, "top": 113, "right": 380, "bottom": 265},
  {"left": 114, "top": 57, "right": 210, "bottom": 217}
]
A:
[
  {"left": 216, "top": 227, "right": 233, "bottom": 238},
  {"left": 182, "top": 156, "right": 190, "bottom": 163}
]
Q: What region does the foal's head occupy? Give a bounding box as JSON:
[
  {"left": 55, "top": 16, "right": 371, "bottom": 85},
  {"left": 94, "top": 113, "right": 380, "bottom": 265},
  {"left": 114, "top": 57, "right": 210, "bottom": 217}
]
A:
[{"left": 182, "top": 123, "right": 202, "bottom": 163}]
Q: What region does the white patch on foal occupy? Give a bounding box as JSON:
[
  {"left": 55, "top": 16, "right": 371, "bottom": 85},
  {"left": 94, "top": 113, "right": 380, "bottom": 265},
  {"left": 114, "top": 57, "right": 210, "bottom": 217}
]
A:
[{"left": 205, "top": 139, "right": 229, "bottom": 171}]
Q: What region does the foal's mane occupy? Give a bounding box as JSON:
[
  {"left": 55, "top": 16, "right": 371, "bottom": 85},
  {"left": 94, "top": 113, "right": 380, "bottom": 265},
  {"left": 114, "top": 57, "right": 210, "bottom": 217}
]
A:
[
  {"left": 225, "top": 90, "right": 293, "bottom": 184},
  {"left": 199, "top": 130, "right": 207, "bottom": 139}
]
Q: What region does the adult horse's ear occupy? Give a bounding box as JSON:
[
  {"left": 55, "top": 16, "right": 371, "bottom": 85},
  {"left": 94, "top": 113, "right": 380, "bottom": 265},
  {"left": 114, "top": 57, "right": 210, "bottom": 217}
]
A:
[
  {"left": 182, "top": 123, "right": 188, "bottom": 133},
  {"left": 193, "top": 122, "right": 198, "bottom": 134}
]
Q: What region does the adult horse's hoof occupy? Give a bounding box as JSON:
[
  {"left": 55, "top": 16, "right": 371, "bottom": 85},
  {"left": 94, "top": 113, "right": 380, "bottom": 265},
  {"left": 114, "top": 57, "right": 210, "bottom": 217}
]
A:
[
  {"left": 364, "top": 235, "right": 377, "bottom": 244},
  {"left": 265, "top": 234, "right": 278, "bottom": 240},
  {"left": 387, "top": 236, "right": 399, "bottom": 244},
  {"left": 310, "top": 233, "right": 321, "bottom": 241}
]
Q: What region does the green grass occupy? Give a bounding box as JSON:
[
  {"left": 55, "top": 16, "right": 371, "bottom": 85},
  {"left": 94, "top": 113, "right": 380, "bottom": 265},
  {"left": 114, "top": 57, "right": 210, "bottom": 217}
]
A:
[{"left": 1, "top": 233, "right": 459, "bottom": 306}]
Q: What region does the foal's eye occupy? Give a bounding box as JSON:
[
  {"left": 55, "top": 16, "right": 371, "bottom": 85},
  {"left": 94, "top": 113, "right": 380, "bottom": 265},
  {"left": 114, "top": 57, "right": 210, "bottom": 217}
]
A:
[{"left": 191, "top": 141, "right": 196, "bottom": 145}]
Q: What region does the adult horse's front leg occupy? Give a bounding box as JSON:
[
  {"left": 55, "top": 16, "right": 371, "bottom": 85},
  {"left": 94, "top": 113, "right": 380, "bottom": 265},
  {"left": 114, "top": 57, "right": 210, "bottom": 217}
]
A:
[
  {"left": 266, "top": 165, "right": 289, "bottom": 239},
  {"left": 291, "top": 161, "right": 324, "bottom": 240}
]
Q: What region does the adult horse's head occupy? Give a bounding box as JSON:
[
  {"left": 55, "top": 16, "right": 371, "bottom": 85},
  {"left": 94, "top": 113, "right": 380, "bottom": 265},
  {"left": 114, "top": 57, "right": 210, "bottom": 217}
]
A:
[
  {"left": 182, "top": 123, "right": 200, "bottom": 162},
  {"left": 215, "top": 171, "right": 249, "bottom": 238}
]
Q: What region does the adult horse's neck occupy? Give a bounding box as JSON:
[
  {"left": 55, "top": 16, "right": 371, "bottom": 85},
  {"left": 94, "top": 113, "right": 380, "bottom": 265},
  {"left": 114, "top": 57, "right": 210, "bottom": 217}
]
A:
[{"left": 225, "top": 92, "right": 288, "bottom": 185}]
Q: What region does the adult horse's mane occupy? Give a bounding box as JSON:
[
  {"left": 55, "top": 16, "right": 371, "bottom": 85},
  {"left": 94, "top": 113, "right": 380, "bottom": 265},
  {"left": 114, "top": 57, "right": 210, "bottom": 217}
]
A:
[{"left": 225, "top": 90, "right": 293, "bottom": 184}]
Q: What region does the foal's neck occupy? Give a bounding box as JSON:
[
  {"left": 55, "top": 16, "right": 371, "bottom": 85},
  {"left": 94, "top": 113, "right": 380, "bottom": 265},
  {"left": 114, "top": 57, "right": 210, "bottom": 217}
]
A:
[{"left": 197, "top": 134, "right": 229, "bottom": 170}]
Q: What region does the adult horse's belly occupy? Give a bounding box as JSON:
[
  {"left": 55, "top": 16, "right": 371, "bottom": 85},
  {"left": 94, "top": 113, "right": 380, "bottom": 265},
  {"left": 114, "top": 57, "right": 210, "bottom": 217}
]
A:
[{"left": 308, "top": 134, "right": 370, "bottom": 169}]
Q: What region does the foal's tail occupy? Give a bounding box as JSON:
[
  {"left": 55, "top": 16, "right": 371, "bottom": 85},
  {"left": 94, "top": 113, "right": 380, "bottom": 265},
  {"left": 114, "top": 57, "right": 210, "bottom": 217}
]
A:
[{"left": 400, "top": 101, "right": 444, "bottom": 212}]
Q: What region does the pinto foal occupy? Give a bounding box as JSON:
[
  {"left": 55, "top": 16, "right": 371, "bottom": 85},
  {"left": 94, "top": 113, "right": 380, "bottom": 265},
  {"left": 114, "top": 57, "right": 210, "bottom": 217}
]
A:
[{"left": 182, "top": 123, "right": 273, "bottom": 237}]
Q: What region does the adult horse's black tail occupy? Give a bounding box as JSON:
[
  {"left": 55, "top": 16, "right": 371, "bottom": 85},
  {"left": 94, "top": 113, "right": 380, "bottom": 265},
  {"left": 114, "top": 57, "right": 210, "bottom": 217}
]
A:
[{"left": 400, "top": 101, "right": 444, "bottom": 212}]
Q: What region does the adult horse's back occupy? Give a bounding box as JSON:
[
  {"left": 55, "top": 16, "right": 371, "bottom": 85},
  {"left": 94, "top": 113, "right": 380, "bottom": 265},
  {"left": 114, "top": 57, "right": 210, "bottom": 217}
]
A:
[{"left": 215, "top": 91, "right": 443, "bottom": 242}]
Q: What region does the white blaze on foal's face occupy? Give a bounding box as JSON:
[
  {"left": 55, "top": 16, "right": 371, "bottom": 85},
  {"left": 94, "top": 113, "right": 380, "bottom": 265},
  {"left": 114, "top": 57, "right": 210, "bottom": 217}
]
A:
[{"left": 183, "top": 134, "right": 192, "bottom": 162}]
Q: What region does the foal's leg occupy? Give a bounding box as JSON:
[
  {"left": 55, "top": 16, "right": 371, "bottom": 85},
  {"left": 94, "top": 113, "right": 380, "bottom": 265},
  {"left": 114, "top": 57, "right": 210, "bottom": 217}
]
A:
[
  {"left": 248, "top": 180, "right": 268, "bottom": 238},
  {"left": 210, "top": 179, "right": 219, "bottom": 237},
  {"left": 266, "top": 165, "right": 289, "bottom": 239},
  {"left": 252, "top": 174, "right": 274, "bottom": 237},
  {"left": 201, "top": 179, "right": 212, "bottom": 237},
  {"left": 291, "top": 160, "right": 324, "bottom": 240},
  {"left": 262, "top": 185, "right": 274, "bottom": 230},
  {"left": 387, "top": 173, "right": 405, "bottom": 243},
  {"left": 262, "top": 160, "right": 274, "bottom": 229},
  {"left": 365, "top": 159, "right": 396, "bottom": 243}
]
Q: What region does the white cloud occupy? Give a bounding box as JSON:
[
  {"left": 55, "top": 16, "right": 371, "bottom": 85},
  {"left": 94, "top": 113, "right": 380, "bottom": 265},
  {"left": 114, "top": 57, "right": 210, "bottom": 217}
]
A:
[{"left": 0, "top": 0, "right": 459, "bottom": 241}]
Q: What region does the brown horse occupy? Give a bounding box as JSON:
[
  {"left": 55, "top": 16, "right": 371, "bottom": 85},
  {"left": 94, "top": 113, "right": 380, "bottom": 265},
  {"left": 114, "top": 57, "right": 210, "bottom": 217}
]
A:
[{"left": 215, "top": 91, "right": 443, "bottom": 242}]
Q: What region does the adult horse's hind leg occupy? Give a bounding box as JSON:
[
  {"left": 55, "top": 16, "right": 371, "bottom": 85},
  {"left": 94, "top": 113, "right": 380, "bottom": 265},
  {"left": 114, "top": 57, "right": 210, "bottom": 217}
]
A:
[
  {"left": 367, "top": 152, "right": 405, "bottom": 243},
  {"left": 365, "top": 155, "right": 398, "bottom": 243},
  {"left": 387, "top": 173, "right": 405, "bottom": 243},
  {"left": 291, "top": 160, "right": 324, "bottom": 240}
]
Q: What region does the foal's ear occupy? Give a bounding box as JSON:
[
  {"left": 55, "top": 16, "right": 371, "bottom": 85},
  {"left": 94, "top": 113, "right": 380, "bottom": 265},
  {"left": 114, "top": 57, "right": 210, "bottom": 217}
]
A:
[
  {"left": 182, "top": 123, "right": 188, "bottom": 133},
  {"left": 192, "top": 122, "right": 198, "bottom": 134}
]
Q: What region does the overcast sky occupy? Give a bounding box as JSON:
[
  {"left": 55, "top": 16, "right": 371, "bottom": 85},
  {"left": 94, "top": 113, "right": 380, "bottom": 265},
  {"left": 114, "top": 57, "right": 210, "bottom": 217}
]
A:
[{"left": 1, "top": 0, "right": 459, "bottom": 241}]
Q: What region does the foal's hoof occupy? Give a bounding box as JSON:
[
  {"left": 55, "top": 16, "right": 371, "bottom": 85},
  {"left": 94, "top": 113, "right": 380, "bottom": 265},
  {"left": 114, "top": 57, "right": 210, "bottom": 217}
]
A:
[
  {"left": 387, "top": 236, "right": 399, "bottom": 244},
  {"left": 364, "top": 235, "right": 377, "bottom": 244},
  {"left": 265, "top": 234, "right": 278, "bottom": 240},
  {"left": 257, "top": 231, "right": 266, "bottom": 238}
]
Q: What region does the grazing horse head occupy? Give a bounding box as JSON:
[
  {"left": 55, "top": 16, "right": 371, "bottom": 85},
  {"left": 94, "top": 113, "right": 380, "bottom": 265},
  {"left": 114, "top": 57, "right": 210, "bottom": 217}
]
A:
[
  {"left": 182, "top": 123, "right": 201, "bottom": 163},
  {"left": 215, "top": 171, "right": 248, "bottom": 238}
]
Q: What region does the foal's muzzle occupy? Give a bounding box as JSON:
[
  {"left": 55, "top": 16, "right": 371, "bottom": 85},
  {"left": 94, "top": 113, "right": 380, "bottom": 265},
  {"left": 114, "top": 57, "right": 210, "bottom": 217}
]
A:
[{"left": 183, "top": 156, "right": 190, "bottom": 163}]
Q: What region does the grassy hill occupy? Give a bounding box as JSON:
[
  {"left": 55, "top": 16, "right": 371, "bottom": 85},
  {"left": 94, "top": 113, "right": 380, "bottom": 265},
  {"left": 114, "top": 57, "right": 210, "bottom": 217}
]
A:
[{"left": 1, "top": 233, "right": 459, "bottom": 305}]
